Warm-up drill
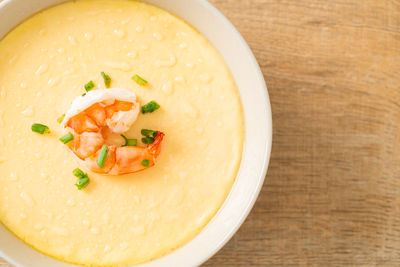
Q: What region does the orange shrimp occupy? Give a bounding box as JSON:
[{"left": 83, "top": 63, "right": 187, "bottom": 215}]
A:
[{"left": 61, "top": 88, "right": 164, "bottom": 175}]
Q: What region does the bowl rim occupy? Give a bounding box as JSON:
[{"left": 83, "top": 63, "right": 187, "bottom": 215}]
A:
[{"left": 0, "top": 0, "right": 272, "bottom": 266}]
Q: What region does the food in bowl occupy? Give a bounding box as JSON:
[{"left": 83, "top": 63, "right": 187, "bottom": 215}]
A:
[
  {"left": 0, "top": 0, "right": 244, "bottom": 266},
  {"left": 61, "top": 87, "right": 165, "bottom": 175}
]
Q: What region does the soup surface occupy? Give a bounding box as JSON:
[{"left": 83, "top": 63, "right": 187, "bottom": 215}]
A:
[{"left": 0, "top": 0, "right": 244, "bottom": 265}]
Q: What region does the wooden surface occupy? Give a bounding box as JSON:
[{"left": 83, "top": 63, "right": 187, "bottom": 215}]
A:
[{"left": 2, "top": 0, "right": 400, "bottom": 266}]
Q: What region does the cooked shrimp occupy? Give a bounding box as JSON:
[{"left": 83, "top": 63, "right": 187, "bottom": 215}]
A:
[{"left": 61, "top": 88, "right": 164, "bottom": 175}]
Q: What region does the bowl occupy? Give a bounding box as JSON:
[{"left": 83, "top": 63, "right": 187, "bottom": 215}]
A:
[{"left": 0, "top": 0, "right": 272, "bottom": 266}]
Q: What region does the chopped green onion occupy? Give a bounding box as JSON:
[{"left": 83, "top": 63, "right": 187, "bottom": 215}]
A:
[
  {"left": 82, "top": 93, "right": 87, "bottom": 96},
  {"left": 59, "top": 132, "right": 74, "bottom": 144},
  {"left": 73, "top": 168, "right": 90, "bottom": 190},
  {"left": 141, "top": 129, "right": 157, "bottom": 138},
  {"left": 84, "top": 80, "right": 95, "bottom": 91},
  {"left": 142, "top": 136, "right": 155, "bottom": 145},
  {"left": 97, "top": 145, "right": 109, "bottom": 168},
  {"left": 121, "top": 134, "right": 137, "bottom": 146},
  {"left": 141, "top": 159, "right": 150, "bottom": 167},
  {"left": 73, "top": 168, "right": 86, "bottom": 178},
  {"left": 75, "top": 177, "right": 90, "bottom": 190},
  {"left": 57, "top": 114, "right": 65, "bottom": 124},
  {"left": 132, "top": 74, "right": 148, "bottom": 86},
  {"left": 31, "top": 123, "right": 50, "bottom": 134},
  {"left": 126, "top": 139, "right": 137, "bottom": 146},
  {"left": 141, "top": 101, "right": 160, "bottom": 114},
  {"left": 121, "top": 134, "right": 128, "bottom": 144},
  {"left": 101, "top": 71, "right": 111, "bottom": 88}
]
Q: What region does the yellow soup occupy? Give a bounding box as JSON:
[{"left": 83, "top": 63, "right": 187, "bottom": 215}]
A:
[{"left": 0, "top": 0, "right": 244, "bottom": 266}]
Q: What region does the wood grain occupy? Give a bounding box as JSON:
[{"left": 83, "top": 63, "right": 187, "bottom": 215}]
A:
[{"left": 2, "top": 0, "right": 400, "bottom": 266}]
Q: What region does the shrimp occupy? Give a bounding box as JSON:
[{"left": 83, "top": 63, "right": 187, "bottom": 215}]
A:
[{"left": 61, "top": 88, "right": 164, "bottom": 175}]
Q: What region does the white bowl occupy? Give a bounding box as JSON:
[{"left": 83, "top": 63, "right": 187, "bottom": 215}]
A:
[{"left": 0, "top": 0, "right": 272, "bottom": 266}]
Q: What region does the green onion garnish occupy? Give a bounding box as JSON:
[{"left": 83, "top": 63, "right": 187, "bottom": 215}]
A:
[
  {"left": 97, "top": 145, "right": 109, "bottom": 168},
  {"left": 132, "top": 74, "right": 148, "bottom": 86},
  {"left": 59, "top": 132, "right": 74, "bottom": 144},
  {"left": 141, "top": 129, "right": 157, "bottom": 138},
  {"left": 31, "top": 123, "right": 50, "bottom": 134},
  {"left": 75, "top": 177, "right": 89, "bottom": 190},
  {"left": 142, "top": 137, "right": 155, "bottom": 145},
  {"left": 101, "top": 72, "right": 111, "bottom": 88},
  {"left": 121, "top": 134, "right": 137, "bottom": 146},
  {"left": 73, "top": 168, "right": 85, "bottom": 178},
  {"left": 84, "top": 80, "right": 95, "bottom": 91},
  {"left": 57, "top": 114, "right": 65, "bottom": 124},
  {"left": 141, "top": 101, "right": 160, "bottom": 114},
  {"left": 141, "top": 159, "right": 150, "bottom": 167},
  {"left": 73, "top": 168, "right": 90, "bottom": 190},
  {"left": 126, "top": 139, "right": 137, "bottom": 146}
]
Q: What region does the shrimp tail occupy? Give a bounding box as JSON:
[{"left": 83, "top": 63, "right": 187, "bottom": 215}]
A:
[
  {"left": 147, "top": 131, "right": 165, "bottom": 158},
  {"left": 110, "top": 131, "right": 165, "bottom": 175}
]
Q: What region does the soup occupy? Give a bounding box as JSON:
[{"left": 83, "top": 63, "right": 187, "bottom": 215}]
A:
[{"left": 0, "top": 0, "right": 244, "bottom": 265}]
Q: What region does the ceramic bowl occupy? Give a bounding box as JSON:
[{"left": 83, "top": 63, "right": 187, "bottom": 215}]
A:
[{"left": 0, "top": 0, "right": 272, "bottom": 266}]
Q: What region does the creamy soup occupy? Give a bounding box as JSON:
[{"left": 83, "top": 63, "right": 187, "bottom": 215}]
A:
[{"left": 0, "top": 0, "right": 244, "bottom": 266}]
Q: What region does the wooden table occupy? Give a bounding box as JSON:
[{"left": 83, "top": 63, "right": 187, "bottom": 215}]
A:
[{"left": 2, "top": 0, "right": 400, "bottom": 266}]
